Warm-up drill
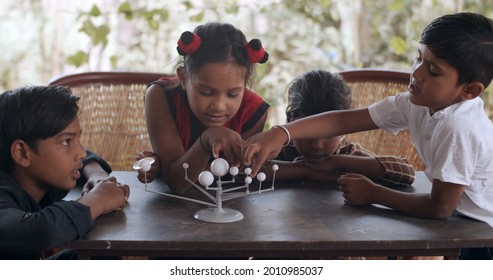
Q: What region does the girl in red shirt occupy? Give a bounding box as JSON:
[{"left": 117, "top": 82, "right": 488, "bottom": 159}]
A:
[{"left": 137, "top": 22, "right": 269, "bottom": 194}]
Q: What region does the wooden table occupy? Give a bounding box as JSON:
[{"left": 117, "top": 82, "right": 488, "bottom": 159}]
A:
[{"left": 67, "top": 171, "right": 493, "bottom": 259}]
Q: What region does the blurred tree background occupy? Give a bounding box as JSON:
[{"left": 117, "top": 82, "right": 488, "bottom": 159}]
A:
[{"left": 1, "top": 0, "right": 492, "bottom": 123}]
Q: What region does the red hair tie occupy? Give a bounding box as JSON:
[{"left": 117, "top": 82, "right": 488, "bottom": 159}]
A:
[
  {"left": 177, "top": 31, "right": 202, "bottom": 55},
  {"left": 244, "top": 39, "right": 269, "bottom": 64}
]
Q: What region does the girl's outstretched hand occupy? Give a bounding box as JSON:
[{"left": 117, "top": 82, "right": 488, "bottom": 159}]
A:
[
  {"left": 201, "top": 126, "right": 243, "bottom": 166},
  {"left": 242, "top": 128, "right": 288, "bottom": 176},
  {"left": 135, "top": 151, "right": 161, "bottom": 183}
]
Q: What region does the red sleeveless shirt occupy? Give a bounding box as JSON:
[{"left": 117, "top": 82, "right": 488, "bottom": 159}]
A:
[{"left": 151, "top": 76, "right": 270, "bottom": 150}]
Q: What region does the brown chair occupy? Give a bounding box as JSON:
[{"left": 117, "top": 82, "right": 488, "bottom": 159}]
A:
[
  {"left": 339, "top": 69, "right": 426, "bottom": 170},
  {"left": 48, "top": 71, "right": 166, "bottom": 171}
]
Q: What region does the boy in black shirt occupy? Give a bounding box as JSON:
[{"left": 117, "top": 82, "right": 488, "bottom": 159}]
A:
[{"left": 0, "top": 85, "right": 130, "bottom": 259}]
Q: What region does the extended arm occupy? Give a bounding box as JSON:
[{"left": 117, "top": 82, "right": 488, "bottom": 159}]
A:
[
  {"left": 243, "top": 108, "right": 379, "bottom": 176},
  {"left": 260, "top": 160, "right": 340, "bottom": 182},
  {"left": 338, "top": 174, "right": 464, "bottom": 219},
  {"left": 303, "top": 155, "right": 415, "bottom": 186}
]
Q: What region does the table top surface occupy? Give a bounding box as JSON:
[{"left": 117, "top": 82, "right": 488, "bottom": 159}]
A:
[{"left": 67, "top": 171, "right": 493, "bottom": 255}]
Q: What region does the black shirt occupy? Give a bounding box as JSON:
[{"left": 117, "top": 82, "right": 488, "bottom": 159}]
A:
[{"left": 0, "top": 151, "right": 111, "bottom": 259}]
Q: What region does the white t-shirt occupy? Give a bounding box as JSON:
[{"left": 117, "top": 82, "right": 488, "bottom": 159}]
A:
[{"left": 368, "top": 92, "right": 493, "bottom": 227}]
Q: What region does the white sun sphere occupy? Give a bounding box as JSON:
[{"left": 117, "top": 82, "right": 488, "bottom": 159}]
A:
[
  {"left": 198, "top": 171, "right": 214, "bottom": 187},
  {"left": 210, "top": 158, "right": 229, "bottom": 177},
  {"left": 183, "top": 163, "right": 189, "bottom": 169},
  {"left": 272, "top": 164, "right": 279, "bottom": 171},
  {"left": 256, "top": 172, "right": 266, "bottom": 182},
  {"left": 229, "top": 166, "right": 239, "bottom": 176}
]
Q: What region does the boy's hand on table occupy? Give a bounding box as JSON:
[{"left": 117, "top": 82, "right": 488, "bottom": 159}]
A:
[
  {"left": 337, "top": 173, "right": 377, "bottom": 206},
  {"left": 78, "top": 177, "right": 130, "bottom": 218}
]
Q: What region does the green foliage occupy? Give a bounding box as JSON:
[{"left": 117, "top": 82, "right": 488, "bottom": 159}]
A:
[
  {"left": 79, "top": 20, "right": 110, "bottom": 47},
  {"left": 66, "top": 1, "right": 178, "bottom": 69},
  {"left": 390, "top": 37, "right": 407, "bottom": 55},
  {"left": 117, "top": 1, "right": 134, "bottom": 20},
  {"left": 78, "top": 4, "right": 109, "bottom": 47},
  {"left": 89, "top": 4, "right": 102, "bottom": 16},
  {"left": 141, "top": 9, "right": 169, "bottom": 30},
  {"left": 66, "top": 51, "right": 89, "bottom": 68},
  {"left": 1, "top": 0, "right": 493, "bottom": 119},
  {"left": 388, "top": 0, "right": 405, "bottom": 11},
  {"left": 66, "top": 4, "right": 110, "bottom": 67},
  {"left": 189, "top": 11, "right": 205, "bottom": 21},
  {"left": 110, "top": 55, "right": 119, "bottom": 69},
  {"left": 117, "top": 1, "right": 170, "bottom": 29}
]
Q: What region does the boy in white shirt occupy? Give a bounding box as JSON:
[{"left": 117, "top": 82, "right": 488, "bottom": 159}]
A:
[{"left": 242, "top": 12, "right": 493, "bottom": 259}]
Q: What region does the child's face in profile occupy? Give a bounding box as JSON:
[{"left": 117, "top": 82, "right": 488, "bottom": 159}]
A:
[
  {"left": 294, "top": 136, "right": 343, "bottom": 162},
  {"left": 409, "top": 44, "right": 465, "bottom": 113},
  {"left": 23, "top": 117, "right": 87, "bottom": 192},
  {"left": 182, "top": 61, "right": 246, "bottom": 127}
]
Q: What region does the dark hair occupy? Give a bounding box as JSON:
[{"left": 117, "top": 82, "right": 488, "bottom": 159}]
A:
[
  {"left": 0, "top": 86, "right": 80, "bottom": 172},
  {"left": 420, "top": 12, "right": 493, "bottom": 88},
  {"left": 178, "top": 22, "right": 255, "bottom": 83},
  {"left": 285, "top": 70, "right": 351, "bottom": 122}
]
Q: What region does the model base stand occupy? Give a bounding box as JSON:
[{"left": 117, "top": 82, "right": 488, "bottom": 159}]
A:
[{"left": 133, "top": 157, "right": 279, "bottom": 223}]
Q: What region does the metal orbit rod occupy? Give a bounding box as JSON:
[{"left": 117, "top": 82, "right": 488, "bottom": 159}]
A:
[{"left": 133, "top": 157, "right": 279, "bottom": 223}]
